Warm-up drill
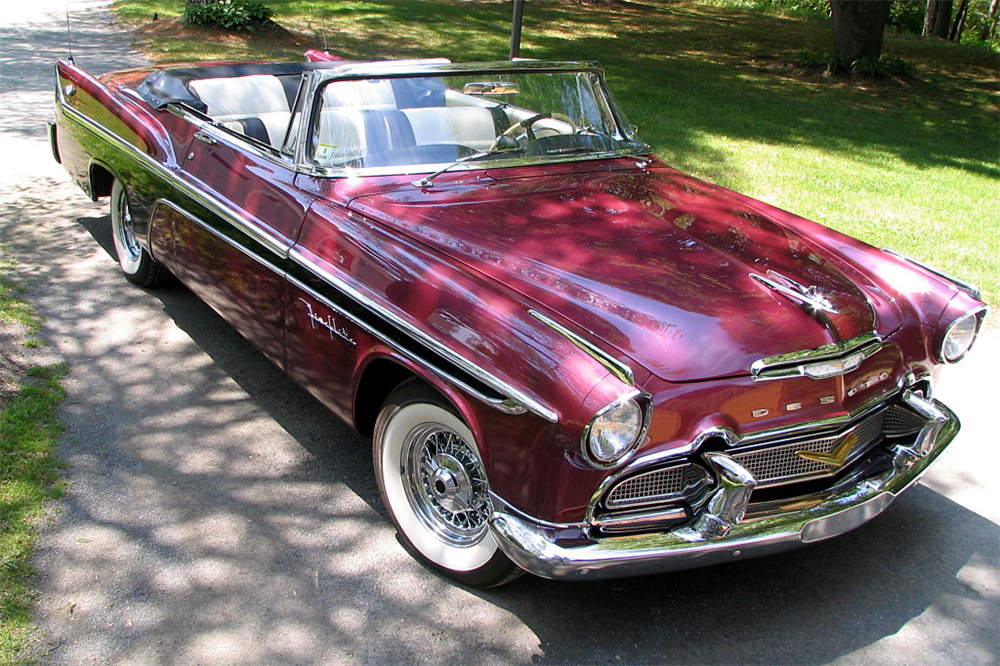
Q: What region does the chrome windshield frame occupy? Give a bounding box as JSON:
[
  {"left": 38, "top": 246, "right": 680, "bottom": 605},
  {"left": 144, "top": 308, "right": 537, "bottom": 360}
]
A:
[{"left": 292, "top": 60, "right": 649, "bottom": 177}]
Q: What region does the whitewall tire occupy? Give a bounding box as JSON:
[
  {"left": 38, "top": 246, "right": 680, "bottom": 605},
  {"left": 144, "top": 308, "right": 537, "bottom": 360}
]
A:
[
  {"left": 373, "top": 382, "right": 522, "bottom": 587},
  {"left": 110, "top": 179, "right": 168, "bottom": 287}
]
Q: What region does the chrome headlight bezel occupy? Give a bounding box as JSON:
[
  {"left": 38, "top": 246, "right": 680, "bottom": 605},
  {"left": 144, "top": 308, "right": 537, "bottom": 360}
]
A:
[
  {"left": 938, "top": 306, "right": 986, "bottom": 364},
  {"left": 582, "top": 390, "right": 652, "bottom": 469}
]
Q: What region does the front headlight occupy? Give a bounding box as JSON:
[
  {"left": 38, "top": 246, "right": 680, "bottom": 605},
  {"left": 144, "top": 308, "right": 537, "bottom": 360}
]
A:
[
  {"left": 585, "top": 397, "right": 645, "bottom": 466},
  {"left": 940, "top": 310, "right": 983, "bottom": 363}
]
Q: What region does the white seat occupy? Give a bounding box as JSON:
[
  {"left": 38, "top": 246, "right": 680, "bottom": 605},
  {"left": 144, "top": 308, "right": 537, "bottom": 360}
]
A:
[
  {"left": 189, "top": 75, "right": 292, "bottom": 148},
  {"left": 322, "top": 79, "right": 396, "bottom": 109},
  {"left": 189, "top": 74, "right": 290, "bottom": 116},
  {"left": 315, "top": 109, "right": 369, "bottom": 165},
  {"left": 402, "top": 107, "right": 499, "bottom": 150}
]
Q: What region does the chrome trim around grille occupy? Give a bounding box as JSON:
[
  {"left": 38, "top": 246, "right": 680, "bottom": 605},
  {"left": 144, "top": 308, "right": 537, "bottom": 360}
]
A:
[
  {"left": 605, "top": 463, "right": 710, "bottom": 510},
  {"left": 593, "top": 390, "right": 924, "bottom": 519},
  {"left": 490, "top": 399, "right": 960, "bottom": 580},
  {"left": 730, "top": 408, "right": 886, "bottom": 489}
]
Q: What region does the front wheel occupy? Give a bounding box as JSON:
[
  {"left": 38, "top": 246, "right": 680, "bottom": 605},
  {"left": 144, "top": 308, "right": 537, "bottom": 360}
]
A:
[
  {"left": 110, "top": 179, "right": 169, "bottom": 287},
  {"left": 373, "top": 382, "right": 523, "bottom": 587}
]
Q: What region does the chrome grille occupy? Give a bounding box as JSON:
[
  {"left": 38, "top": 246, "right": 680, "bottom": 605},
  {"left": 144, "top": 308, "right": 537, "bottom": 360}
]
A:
[
  {"left": 602, "top": 401, "right": 928, "bottom": 512},
  {"left": 606, "top": 464, "right": 705, "bottom": 509},
  {"left": 883, "top": 404, "right": 926, "bottom": 436},
  {"left": 732, "top": 410, "right": 886, "bottom": 488}
]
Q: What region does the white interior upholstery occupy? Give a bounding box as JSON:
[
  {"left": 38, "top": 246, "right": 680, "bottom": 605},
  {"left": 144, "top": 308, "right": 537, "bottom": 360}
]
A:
[
  {"left": 322, "top": 79, "right": 396, "bottom": 109},
  {"left": 189, "top": 75, "right": 292, "bottom": 148},
  {"left": 189, "top": 74, "right": 290, "bottom": 116},
  {"left": 315, "top": 109, "right": 369, "bottom": 165},
  {"left": 402, "top": 107, "right": 499, "bottom": 150}
]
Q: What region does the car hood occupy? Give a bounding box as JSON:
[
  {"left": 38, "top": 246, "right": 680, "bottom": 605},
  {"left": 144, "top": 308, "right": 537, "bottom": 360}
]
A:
[{"left": 348, "top": 163, "right": 889, "bottom": 382}]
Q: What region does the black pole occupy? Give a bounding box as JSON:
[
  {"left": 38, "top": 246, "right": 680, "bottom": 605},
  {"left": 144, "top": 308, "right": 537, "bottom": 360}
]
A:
[{"left": 510, "top": 0, "right": 524, "bottom": 59}]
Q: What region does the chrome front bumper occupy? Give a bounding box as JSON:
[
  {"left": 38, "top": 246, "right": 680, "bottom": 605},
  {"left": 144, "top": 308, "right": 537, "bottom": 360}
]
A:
[{"left": 489, "top": 395, "right": 959, "bottom": 581}]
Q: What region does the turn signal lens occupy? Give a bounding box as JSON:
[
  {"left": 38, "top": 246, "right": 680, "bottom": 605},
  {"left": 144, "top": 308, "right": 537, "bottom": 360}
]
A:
[
  {"left": 941, "top": 312, "right": 980, "bottom": 363},
  {"left": 587, "top": 399, "right": 643, "bottom": 464}
]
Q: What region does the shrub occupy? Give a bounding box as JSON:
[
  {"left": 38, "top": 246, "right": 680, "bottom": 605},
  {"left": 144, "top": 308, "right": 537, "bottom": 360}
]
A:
[{"left": 183, "top": 0, "right": 275, "bottom": 32}]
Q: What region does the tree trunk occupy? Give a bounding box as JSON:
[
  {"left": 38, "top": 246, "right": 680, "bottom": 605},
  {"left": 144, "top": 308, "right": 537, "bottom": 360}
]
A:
[
  {"left": 980, "top": 0, "right": 999, "bottom": 41},
  {"left": 923, "top": 0, "right": 937, "bottom": 36},
  {"left": 831, "top": 0, "right": 893, "bottom": 65},
  {"left": 949, "top": 0, "right": 969, "bottom": 40},
  {"left": 933, "top": 0, "right": 953, "bottom": 37}
]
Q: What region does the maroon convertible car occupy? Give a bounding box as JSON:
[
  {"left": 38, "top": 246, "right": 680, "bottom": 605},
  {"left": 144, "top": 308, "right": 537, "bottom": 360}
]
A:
[{"left": 51, "top": 55, "right": 986, "bottom": 586}]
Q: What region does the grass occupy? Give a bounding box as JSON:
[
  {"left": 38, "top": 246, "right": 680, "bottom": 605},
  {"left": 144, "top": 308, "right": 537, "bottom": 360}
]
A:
[
  {"left": 112, "top": 0, "right": 999, "bottom": 311},
  {"left": 0, "top": 256, "right": 66, "bottom": 666}
]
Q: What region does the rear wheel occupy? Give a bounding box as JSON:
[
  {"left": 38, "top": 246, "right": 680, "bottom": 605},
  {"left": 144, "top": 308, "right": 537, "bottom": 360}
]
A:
[
  {"left": 110, "top": 179, "right": 168, "bottom": 287},
  {"left": 373, "top": 382, "right": 523, "bottom": 587}
]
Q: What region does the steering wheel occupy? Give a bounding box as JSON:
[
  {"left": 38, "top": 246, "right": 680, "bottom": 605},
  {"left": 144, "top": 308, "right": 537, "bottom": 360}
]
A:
[{"left": 496, "top": 113, "right": 551, "bottom": 145}]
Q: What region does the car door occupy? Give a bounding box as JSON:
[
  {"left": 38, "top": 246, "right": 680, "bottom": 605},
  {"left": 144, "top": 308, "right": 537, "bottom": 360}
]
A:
[{"left": 169, "top": 120, "right": 316, "bottom": 368}]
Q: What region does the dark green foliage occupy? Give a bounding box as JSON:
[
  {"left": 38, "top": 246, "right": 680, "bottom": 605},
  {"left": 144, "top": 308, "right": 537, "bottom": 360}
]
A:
[
  {"left": 851, "top": 54, "right": 915, "bottom": 76},
  {"left": 795, "top": 49, "right": 914, "bottom": 76},
  {"left": 888, "top": 1, "right": 926, "bottom": 34},
  {"left": 183, "top": 0, "right": 274, "bottom": 32}
]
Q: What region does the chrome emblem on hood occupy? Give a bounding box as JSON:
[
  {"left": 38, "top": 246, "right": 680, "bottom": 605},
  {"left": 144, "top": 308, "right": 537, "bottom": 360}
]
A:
[{"left": 751, "top": 270, "right": 839, "bottom": 315}]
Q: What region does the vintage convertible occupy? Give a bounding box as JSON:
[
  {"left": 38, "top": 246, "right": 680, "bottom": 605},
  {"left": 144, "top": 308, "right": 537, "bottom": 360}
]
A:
[{"left": 51, "top": 54, "right": 986, "bottom": 587}]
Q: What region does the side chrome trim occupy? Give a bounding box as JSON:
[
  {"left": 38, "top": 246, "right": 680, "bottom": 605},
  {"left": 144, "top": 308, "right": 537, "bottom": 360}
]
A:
[
  {"left": 153, "top": 199, "right": 282, "bottom": 274},
  {"left": 883, "top": 248, "right": 982, "bottom": 300},
  {"left": 287, "top": 248, "right": 559, "bottom": 423},
  {"left": 528, "top": 309, "right": 634, "bottom": 385},
  {"left": 58, "top": 95, "right": 557, "bottom": 423},
  {"left": 59, "top": 99, "right": 291, "bottom": 260},
  {"left": 751, "top": 331, "right": 882, "bottom": 382}
]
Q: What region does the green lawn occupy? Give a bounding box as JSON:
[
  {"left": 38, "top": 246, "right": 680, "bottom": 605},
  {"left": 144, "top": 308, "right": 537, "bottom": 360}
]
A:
[
  {"left": 114, "top": 0, "right": 1000, "bottom": 312},
  {"left": 1, "top": 255, "right": 65, "bottom": 666}
]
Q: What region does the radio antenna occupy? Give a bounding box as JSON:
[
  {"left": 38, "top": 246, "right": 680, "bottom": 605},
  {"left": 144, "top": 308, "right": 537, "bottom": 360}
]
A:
[
  {"left": 65, "top": 2, "right": 74, "bottom": 62},
  {"left": 320, "top": 14, "right": 329, "bottom": 53}
]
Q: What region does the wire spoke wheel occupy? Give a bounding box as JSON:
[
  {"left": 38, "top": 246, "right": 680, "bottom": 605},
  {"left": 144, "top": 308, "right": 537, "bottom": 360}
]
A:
[
  {"left": 404, "top": 425, "right": 492, "bottom": 546},
  {"left": 374, "top": 382, "right": 523, "bottom": 587}
]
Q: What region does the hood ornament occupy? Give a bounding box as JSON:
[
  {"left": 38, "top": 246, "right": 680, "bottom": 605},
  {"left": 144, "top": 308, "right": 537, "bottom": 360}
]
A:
[{"left": 751, "top": 270, "right": 839, "bottom": 315}]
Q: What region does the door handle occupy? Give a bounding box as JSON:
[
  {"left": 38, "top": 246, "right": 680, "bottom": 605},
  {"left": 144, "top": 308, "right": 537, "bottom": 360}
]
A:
[{"left": 194, "top": 131, "right": 217, "bottom": 145}]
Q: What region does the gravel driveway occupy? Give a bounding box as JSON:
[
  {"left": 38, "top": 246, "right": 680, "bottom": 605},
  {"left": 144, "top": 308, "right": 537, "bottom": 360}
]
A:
[{"left": 1, "top": 2, "right": 997, "bottom": 665}]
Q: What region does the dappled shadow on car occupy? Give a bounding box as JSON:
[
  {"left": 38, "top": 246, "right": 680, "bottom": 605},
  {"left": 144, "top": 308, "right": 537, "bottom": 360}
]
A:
[{"left": 54, "top": 204, "right": 997, "bottom": 665}]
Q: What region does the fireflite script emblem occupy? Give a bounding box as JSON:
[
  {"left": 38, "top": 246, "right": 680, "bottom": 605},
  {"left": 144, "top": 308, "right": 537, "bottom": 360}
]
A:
[
  {"left": 796, "top": 432, "right": 858, "bottom": 467},
  {"left": 300, "top": 299, "right": 356, "bottom": 345}
]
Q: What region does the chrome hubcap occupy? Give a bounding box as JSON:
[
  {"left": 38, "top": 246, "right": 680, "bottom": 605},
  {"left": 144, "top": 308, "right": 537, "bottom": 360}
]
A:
[
  {"left": 115, "top": 190, "right": 142, "bottom": 262},
  {"left": 404, "top": 425, "right": 490, "bottom": 546}
]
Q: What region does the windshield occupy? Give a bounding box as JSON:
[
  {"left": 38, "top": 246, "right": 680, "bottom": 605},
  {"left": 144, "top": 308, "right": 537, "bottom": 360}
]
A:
[{"left": 308, "top": 70, "right": 647, "bottom": 172}]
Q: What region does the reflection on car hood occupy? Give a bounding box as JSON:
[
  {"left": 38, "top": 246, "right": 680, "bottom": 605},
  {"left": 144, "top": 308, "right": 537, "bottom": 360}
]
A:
[{"left": 348, "top": 162, "right": 888, "bottom": 382}]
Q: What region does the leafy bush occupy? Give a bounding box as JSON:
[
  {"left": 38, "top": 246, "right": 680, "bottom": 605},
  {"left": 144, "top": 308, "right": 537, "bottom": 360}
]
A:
[
  {"left": 795, "top": 49, "right": 913, "bottom": 77},
  {"left": 851, "top": 55, "right": 914, "bottom": 77},
  {"left": 183, "top": 0, "right": 275, "bottom": 32}
]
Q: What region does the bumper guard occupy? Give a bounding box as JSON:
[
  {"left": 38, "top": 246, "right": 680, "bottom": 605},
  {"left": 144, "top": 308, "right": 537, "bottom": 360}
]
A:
[{"left": 489, "top": 392, "right": 958, "bottom": 580}]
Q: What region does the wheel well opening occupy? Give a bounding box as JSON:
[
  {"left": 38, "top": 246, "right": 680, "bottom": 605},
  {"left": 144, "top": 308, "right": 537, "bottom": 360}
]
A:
[
  {"left": 354, "top": 359, "right": 418, "bottom": 437},
  {"left": 90, "top": 163, "right": 114, "bottom": 199}
]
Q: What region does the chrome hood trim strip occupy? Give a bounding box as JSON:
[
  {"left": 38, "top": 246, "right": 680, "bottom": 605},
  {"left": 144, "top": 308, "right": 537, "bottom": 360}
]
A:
[
  {"left": 528, "top": 309, "right": 634, "bottom": 385},
  {"left": 750, "top": 331, "right": 882, "bottom": 382}
]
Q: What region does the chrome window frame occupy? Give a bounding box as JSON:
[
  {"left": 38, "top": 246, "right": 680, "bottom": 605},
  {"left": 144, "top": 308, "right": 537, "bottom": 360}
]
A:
[{"left": 292, "top": 61, "right": 650, "bottom": 177}]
